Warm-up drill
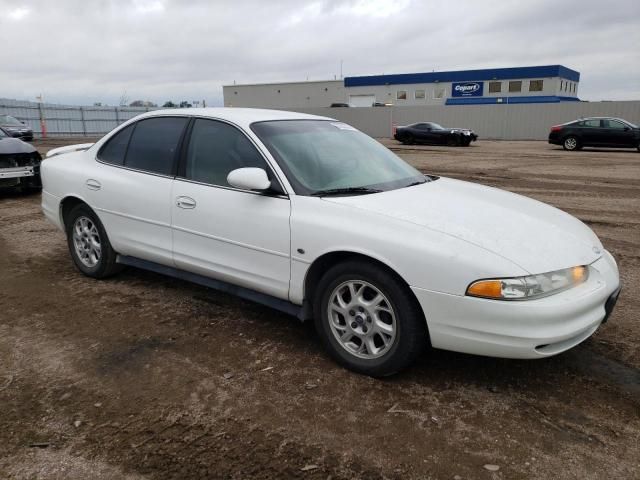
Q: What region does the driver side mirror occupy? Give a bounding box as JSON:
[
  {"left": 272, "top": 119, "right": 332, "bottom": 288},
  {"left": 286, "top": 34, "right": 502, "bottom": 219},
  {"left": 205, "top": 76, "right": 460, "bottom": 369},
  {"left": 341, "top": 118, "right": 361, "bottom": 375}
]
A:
[{"left": 227, "top": 167, "right": 271, "bottom": 191}]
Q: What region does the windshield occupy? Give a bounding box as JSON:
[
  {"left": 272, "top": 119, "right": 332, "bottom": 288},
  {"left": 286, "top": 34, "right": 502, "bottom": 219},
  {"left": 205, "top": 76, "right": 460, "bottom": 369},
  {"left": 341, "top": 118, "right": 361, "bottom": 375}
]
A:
[
  {"left": 0, "top": 115, "right": 24, "bottom": 126},
  {"left": 0, "top": 128, "right": 7, "bottom": 138},
  {"left": 251, "top": 120, "right": 426, "bottom": 195}
]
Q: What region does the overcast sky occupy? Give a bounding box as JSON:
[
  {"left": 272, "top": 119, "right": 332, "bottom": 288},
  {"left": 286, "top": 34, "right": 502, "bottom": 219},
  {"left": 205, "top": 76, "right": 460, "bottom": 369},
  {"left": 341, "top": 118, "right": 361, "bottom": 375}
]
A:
[{"left": 1, "top": 0, "right": 639, "bottom": 106}]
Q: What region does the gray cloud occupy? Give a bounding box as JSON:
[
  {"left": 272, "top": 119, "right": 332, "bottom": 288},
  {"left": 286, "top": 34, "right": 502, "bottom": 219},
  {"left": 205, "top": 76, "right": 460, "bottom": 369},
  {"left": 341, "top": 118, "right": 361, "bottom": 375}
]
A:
[{"left": 1, "top": 0, "right": 638, "bottom": 106}]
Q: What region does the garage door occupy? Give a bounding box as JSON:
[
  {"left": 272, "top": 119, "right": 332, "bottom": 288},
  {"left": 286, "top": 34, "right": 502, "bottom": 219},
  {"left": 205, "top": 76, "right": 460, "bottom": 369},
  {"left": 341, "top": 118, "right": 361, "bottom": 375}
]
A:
[{"left": 349, "top": 95, "right": 376, "bottom": 107}]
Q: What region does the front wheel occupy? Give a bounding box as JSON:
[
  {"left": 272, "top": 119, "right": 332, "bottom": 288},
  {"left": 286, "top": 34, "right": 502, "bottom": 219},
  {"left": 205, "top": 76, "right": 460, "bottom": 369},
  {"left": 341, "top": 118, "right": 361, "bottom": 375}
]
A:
[
  {"left": 314, "top": 261, "right": 428, "bottom": 377},
  {"left": 65, "top": 204, "right": 122, "bottom": 278}
]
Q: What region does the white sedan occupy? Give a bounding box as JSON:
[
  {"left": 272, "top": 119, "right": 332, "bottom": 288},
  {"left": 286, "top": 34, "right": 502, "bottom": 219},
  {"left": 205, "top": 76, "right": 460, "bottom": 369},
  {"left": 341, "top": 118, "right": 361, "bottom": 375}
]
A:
[{"left": 41, "top": 108, "right": 621, "bottom": 376}]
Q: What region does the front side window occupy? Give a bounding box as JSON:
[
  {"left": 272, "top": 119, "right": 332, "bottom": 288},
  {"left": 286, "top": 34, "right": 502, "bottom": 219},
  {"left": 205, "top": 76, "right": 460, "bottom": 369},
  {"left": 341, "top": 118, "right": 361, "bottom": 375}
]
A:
[
  {"left": 252, "top": 120, "right": 426, "bottom": 196},
  {"left": 509, "top": 81, "right": 522, "bottom": 92},
  {"left": 98, "top": 124, "right": 134, "bottom": 165},
  {"left": 488, "top": 81, "right": 501, "bottom": 93},
  {"left": 184, "top": 119, "right": 269, "bottom": 187},
  {"left": 529, "top": 80, "right": 543, "bottom": 92},
  {"left": 602, "top": 119, "right": 626, "bottom": 129},
  {"left": 397, "top": 90, "right": 407, "bottom": 100},
  {"left": 0, "top": 128, "right": 7, "bottom": 138},
  {"left": 125, "top": 117, "right": 188, "bottom": 175}
]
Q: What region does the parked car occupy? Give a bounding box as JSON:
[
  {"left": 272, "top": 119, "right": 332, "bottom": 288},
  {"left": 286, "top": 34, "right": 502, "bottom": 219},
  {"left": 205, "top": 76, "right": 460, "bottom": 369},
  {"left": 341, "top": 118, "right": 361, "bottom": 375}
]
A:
[
  {"left": 41, "top": 109, "right": 620, "bottom": 376},
  {"left": 548, "top": 117, "right": 640, "bottom": 151},
  {"left": 0, "top": 114, "right": 34, "bottom": 141},
  {"left": 329, "top": 103, "right": 350, "bottom": 108},
  {"left": 394, "top": 122, "right": 477, "bottom": 146},
  {"left": 0, "top": 127, "right": 42, "bottom": 191}
]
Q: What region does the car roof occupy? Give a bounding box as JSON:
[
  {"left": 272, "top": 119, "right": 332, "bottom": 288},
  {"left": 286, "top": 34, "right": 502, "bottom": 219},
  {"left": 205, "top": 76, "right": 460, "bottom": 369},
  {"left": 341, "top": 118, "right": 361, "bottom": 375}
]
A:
[{"left": 133, "top": 108, "right": 335, "bottom": 128}]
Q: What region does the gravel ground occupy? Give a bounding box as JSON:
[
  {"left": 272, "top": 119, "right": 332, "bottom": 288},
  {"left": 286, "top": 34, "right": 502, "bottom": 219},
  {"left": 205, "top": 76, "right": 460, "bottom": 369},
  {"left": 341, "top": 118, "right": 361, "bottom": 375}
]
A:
[{"left": 0, "top": 138, "right": 638, "bottom": 479}]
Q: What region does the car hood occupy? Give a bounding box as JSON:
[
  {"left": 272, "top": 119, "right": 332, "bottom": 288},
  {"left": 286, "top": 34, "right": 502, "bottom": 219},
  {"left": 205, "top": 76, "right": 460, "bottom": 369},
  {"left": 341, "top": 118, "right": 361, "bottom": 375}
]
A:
[
  {"left": 322, "top": 177, "right": 602, "bottom": 274},
  {"left": 0, "top": 137, "right": 37, "bottom": 154}
]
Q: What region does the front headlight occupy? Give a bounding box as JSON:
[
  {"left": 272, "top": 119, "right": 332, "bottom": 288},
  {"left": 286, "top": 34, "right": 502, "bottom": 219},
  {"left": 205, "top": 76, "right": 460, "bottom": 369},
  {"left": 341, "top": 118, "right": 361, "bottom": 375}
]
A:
[{"left": 466, "top": 266, "right": 588, "bottom": 300}]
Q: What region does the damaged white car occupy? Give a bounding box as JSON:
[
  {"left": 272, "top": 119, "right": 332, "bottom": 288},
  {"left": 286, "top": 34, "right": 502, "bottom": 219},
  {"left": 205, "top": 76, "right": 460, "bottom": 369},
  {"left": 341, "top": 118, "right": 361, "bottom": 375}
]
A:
[{"left": 41, "top": 109, "right": 621, "bottom": 376}]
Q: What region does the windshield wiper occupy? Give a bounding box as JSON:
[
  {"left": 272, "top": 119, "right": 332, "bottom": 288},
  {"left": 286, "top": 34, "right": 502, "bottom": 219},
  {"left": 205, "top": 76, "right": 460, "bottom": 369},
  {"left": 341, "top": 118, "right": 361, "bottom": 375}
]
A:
[{"left": 311, "top": 186, "right": 383, "bottom": 197}]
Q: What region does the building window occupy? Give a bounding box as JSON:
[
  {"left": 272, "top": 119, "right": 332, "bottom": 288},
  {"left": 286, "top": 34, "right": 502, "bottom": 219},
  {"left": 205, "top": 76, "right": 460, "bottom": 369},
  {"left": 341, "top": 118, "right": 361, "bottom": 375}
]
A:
[
  {"left": 488, "top": 81, "right": 501, "bottom": 93},
  {"left": 433, "top": 88, "right": 445, "bottom": 99},
  {"left": 529, "top": 80, "right": 543, "bottom": 92},
  {"left": 397, "top": 90, "right": 407, "bottom": 100},
  {"left": 508, "top": 81, "right": 522, "bottom": 93},
  {"left": 565, "top": 81, "right": 569, "bottom": 92},
  {"left": 560, "top": 80, "right": 563, "bottom": 91},
  {"left": 414, "top": 89, "right": 425, "bottom": 99}
]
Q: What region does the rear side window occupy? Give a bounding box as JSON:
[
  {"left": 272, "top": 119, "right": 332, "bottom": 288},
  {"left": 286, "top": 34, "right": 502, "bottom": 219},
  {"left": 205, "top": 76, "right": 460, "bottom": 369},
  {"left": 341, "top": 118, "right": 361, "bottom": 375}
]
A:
[
  {"left": 581, "top": 119, "right": 601, "bottom": 128},
  {"left": 125, "top": 117, "right": 189, "bottom": 175},
  {"left": 184, "top": 119, "right": 269, "bottom": 187},
  {"left": 98, "top": 124, "right": 134, "bottom": 165}
]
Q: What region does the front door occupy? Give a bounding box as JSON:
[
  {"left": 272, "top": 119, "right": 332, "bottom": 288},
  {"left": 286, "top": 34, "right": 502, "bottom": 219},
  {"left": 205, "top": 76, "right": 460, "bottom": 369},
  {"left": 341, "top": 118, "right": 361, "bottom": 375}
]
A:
[{"left": 171, "top": 118, "right": 292, "bottom": 299}]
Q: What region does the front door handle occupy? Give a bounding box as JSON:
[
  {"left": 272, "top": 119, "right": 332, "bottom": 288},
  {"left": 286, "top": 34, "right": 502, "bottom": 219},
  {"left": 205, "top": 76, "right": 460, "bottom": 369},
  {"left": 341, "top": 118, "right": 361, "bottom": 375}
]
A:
[
  {"left": 176, "top": 196, "right": 196, "bottom": 209},
  {"left": 86, "top": 179, "right": 101, "bottom": 191}
]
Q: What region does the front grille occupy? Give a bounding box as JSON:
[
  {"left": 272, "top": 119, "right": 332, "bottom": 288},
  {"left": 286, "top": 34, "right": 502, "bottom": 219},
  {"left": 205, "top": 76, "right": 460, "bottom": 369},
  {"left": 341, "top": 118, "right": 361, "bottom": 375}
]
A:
[{"left": 0, "top": 152, "right": 41, "bottom": 168}]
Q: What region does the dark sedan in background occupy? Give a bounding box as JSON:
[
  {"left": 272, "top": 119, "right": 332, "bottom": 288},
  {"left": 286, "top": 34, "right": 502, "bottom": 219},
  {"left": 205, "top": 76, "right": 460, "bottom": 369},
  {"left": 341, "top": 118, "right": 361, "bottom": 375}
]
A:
[
  {"left": 394, "top": 122, "right": 478, "bottom": 146},
  {"left": 549, "top": 117, "right": 640, "bottom": 151},
  {"left": 0, "top": 127, "right": 42, "bottom": 191},
  {"left": 0, "top": 114, "right": 34, "bottom": 141}
]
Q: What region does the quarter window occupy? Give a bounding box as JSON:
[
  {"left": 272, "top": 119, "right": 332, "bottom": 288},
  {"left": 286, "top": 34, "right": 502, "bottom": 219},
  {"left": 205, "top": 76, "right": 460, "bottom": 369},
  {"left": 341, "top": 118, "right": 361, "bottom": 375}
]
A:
[
  {"left": 488, "top": 81, "right": 501, "bottom": 93},
  {"left": 125, "top": 117, "right": 188, "bottom": 175},
  {"left": 414, "top": 89, "right": 425, "bottom": 99},
  {"left": 397, "top": 90, "right": 407, "bottom": 100},
  {"left": 529, "top": 80, "right": 543, "bottom": 92},
  {"left": 98, "top": 124, "right": 134, "bottom": 165},
  {"left": 508, "top": 81, "right": 522, "bottom": 92},
  {"left": 184, "top": 119, "right": 269, "bottom": 188}
]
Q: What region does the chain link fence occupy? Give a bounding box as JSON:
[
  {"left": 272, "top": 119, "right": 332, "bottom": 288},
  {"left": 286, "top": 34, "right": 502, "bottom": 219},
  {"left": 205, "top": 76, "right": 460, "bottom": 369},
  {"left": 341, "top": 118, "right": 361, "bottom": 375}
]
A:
[{"left": 0, "top": 98, "right": 158, "bottom": 137}]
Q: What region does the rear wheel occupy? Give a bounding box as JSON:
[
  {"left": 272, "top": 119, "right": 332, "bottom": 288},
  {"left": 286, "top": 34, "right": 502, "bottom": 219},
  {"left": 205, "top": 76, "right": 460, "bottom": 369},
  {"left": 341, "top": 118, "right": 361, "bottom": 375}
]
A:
[
  {"left": 65, "top": 204, "right": 122, "bottom": 278},
  {"left": 562, "top": 135, "right": 580, "bottom": 151},
  {"left": 314, "top": 260, "right": 427, "bottom": 377}
]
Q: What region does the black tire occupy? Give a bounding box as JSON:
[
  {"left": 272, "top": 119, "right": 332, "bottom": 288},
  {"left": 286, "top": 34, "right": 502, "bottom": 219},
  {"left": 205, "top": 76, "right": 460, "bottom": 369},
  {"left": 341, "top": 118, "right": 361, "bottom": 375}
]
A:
[
  {"left": 562, "top": 135, "right": 580, "bottom": 151},
  {"left": 446, "top": 135, "right": 461, "bottom": 147},
  {"left": 313, "top": 260, "right": 428, "bottom": 377},
  {"left": 65, "top": 203, "right": 122, "bottom": 279},
  {"left": 402, "top": 134, "right": 414, "bottom": 145}
]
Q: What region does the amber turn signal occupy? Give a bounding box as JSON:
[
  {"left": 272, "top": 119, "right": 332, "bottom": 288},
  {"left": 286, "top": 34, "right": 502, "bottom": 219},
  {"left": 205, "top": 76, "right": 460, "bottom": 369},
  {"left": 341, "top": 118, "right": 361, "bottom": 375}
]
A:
[{"left": 466, "top": 280, "right": 503, "bottom": 299}]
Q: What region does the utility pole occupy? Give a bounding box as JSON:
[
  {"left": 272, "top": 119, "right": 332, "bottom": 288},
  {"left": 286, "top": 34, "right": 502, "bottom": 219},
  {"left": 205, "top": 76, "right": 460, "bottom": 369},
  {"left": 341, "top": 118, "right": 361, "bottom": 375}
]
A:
[{"left": 35, "top": 94, "right": 46, "bottom": 139}]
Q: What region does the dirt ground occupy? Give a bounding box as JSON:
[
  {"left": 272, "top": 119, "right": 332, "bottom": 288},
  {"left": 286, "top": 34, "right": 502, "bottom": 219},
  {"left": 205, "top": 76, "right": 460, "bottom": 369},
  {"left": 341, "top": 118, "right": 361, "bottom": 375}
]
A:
[{"left": 1, "top": 138, "right": 638, "bottom": 479}]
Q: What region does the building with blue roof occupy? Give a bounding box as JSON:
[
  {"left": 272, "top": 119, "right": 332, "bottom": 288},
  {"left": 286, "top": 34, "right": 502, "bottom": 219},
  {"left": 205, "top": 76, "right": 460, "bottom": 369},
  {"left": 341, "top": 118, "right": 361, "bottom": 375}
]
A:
[{"left": 223, "top": 65, "right": 581, "bottom": 108}]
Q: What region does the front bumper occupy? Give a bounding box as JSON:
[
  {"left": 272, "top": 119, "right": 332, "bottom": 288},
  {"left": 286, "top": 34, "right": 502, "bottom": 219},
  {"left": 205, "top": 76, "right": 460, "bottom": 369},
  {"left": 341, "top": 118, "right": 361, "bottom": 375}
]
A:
[{"left": 411, "top": 251, "right": 620, "bottom": 359}]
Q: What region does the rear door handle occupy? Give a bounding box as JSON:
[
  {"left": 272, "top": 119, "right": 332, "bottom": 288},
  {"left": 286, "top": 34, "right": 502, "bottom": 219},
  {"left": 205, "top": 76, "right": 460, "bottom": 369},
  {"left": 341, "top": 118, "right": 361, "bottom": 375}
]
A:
[
  {"left": 86, "top": 179, "right": 101, "bottom": 191},
  {"left": 176, "top": 196, "right": 196, "bottom": 209}
]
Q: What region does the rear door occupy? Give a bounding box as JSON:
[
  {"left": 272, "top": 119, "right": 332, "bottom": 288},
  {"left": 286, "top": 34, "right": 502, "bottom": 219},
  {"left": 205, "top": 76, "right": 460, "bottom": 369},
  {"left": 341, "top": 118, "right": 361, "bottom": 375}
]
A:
[
  {"left": 171, "top": 118, "right": 292, "bottom": 299},
  {"left": 577, "top": 119, "right": 602, "bottom": 145},
  {"left": 89, "top": 116, "right": 188, "bottom": 265}
]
